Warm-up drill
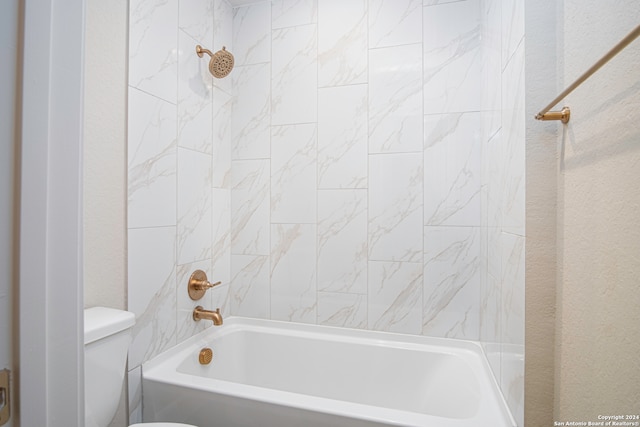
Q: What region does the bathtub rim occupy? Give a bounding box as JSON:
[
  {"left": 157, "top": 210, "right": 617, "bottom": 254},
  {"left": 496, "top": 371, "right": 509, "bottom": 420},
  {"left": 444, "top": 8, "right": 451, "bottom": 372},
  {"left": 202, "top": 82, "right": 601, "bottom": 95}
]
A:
[{"left": 141, "top": 316, "right": 516, "bottom": 427}]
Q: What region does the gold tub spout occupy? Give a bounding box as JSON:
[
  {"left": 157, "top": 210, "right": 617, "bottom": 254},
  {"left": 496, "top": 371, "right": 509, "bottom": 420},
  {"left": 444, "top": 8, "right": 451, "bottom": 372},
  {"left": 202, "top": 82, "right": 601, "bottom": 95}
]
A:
[{"left": 193, "top": 306, "right": 223, "bottom": 325}]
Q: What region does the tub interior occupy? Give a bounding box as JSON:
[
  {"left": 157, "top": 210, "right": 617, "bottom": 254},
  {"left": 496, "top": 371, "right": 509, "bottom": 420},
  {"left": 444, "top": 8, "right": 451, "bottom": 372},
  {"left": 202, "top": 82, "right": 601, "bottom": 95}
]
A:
[{"left": 176, "top": 328, "right": 482, "bottom": 419}]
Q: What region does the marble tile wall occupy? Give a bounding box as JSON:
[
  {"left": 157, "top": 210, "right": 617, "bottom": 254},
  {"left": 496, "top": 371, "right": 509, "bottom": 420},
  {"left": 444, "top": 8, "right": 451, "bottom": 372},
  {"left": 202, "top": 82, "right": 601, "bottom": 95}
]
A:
[
  {"left": 126, "top": 0, "right": 233, "bottom": 423},
  {"left": 479, "top": 0, "right": 525, "bottom": 425},
  {"left": 228, "top": 0, "right": 489, "bottom": 336},
  {"left": 127, "top": 0, "right": 525, "bottom": 425},
  {"left": 227, "top": 5, "right": 524, "bottom": 423}
]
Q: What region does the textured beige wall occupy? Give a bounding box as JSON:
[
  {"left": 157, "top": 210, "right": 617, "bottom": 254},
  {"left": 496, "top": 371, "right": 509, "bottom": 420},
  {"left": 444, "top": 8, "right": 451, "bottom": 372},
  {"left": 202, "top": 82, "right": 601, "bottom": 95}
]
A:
[
  {"left": 525, "top": 1, "right": 640, "bottom": 424},
  {"left": 83, "top": 1, "right": 129, "bottom": 424},
  {"left": 555, "top": 0, "right": 640, "bottom": 420},
  {"left": 524, "top": 1, "right": 560, "bottom": 424},
  {"left": 83, "top": 0, "right": 128, "bottom": 311}
]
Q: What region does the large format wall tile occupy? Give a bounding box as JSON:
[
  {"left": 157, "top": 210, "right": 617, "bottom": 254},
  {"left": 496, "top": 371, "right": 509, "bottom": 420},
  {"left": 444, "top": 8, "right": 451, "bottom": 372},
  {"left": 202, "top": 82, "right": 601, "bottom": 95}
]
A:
[
  {"left": 422, "top": 226, "right": 480, "bottom": 340},
  {"left": 128, "top": 87, "right": 177, "bottom": 229},
  {"left": 231, "top": 254, "right": 269, "bottom": 318},
  {"left": 232, "top": 1, "right": 271, "bottom": 66},
  {"left": 501, "top": 42, "right": 525, "bottom": 235},
  {"left": 500, "top": 231, "right": 524, "bottom": 426},
  {"left": 369, "top": 43, "right": 423, "bottom": 154},
  {"left": 129, "top": 0, "right": 178, "bottom": 103},
  {"left": 270, "top": 224, "right": 317, "bottom": 323},
  {"left": 317, "top": 292, "right": 367, "bottom": 328},
  {"left": 212, "top": 188, "right": 231, "bottom": 287},
  {"left": 369, "top": 153, "right": 423, "bottom": 262},
  {"left": 484, "top": 129, "right": 502, "bottom": 230},
  {"left": 213, "top": 0, "right": 233, "bottom": 94},
  {"left": 424, "top": 112, "right": 482, "bottom": 227},
  {"left": 317, "top": 189, "right": 367, "bottom": 294},
  {"left": 212, "top": 87, "right": 233, "bottom": 188},
  {"left": 231, "top": 63, "right": 271, "bottom": 159},
  {"left": 481, "top": 271, "right": 502, "bottom": 382},
  {"left": 501, "top": 232, "right": 524, "bottom": 347},
  {"left": 177, "top": 148, "right": 213, "bottom": 264},
  {"left": 369, "top": 0, "right": 422, "bottom": 48},
  {"left": 272, "top": 0, "right": 317, "bottom": 29},
  {"left": 317, "top": 0, "right": 367, "bottom": 86},
  {"left": 481, "top": 225, "right": 502, "bottom": 353},
  {"left": 128, "top": 226, "right": 177, "bottom": 369},
  {"left": 231, "top": 159, "right": 270, "bottom": 255},
  {"left": 272, "top": 24, "right": 317, "bottom": 125},
  {"left": 271, "top": 124, "right": 317, "bottom": 224},
  {"left": 480, "top": 0, "right": 501, "bottom": 136},
  {"left": 423, "top": 0, "right": 481, "bottom": 114},
  {"left": 178, "top": 0, "right": 213, "bottom": 47},
  {"left": 368, "top": 261, "right": 423, "bottom": 334},
  {"left": 501, "top": 0, "right": 524, "bottom": 68},
  {"left": 178, "top": 30, "right": 213, "bottom": 155},
  {"left": 318, "top": 85, "right": 368, "bottom": 188}
]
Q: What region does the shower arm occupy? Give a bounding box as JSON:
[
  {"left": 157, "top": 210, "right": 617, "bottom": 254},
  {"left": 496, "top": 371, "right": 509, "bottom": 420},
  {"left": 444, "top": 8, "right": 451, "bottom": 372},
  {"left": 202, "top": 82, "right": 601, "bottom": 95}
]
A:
[{"left": 196, "top": 45, "right": 213, "bottom": 59}]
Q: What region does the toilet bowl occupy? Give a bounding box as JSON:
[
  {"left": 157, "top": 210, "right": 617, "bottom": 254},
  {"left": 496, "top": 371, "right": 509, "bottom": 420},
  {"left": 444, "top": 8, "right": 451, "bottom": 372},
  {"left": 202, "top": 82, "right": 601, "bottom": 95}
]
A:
[{"left": 84, "top": 307, "right": 197, "bottom": 427}]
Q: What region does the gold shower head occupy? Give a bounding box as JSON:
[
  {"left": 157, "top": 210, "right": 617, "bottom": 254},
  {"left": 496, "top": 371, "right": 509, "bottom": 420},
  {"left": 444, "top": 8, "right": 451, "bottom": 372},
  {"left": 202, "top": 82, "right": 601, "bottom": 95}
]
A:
[{"left": 196, "top": 45, "right": 234, "bottom": 79}]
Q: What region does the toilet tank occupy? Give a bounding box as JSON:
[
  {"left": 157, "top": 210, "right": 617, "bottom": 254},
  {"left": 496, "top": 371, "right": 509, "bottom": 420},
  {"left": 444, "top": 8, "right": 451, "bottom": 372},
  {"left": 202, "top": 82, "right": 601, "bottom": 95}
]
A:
[{"left": 84, "top": 307, "right": 136, "bottom": 427}]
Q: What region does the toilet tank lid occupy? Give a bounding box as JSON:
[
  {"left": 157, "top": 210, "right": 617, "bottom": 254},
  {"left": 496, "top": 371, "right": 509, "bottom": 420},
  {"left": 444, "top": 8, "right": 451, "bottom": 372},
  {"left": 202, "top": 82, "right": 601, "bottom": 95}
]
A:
[{"left": 84, "top": 307, "right": 135, "bottom": 344}]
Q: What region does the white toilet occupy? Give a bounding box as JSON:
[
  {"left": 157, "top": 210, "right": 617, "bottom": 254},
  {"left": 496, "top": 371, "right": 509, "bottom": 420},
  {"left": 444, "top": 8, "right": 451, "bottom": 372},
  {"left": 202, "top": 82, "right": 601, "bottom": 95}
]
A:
[{"left": 84, "top": 306, "right": 197, "bottom": 427}]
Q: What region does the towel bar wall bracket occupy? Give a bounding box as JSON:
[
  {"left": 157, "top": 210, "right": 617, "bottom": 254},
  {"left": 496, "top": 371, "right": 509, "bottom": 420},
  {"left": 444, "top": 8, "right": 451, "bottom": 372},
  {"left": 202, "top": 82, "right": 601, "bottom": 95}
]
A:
[{"left": 535, "top": 107, "right": 571, "bottom": 124}]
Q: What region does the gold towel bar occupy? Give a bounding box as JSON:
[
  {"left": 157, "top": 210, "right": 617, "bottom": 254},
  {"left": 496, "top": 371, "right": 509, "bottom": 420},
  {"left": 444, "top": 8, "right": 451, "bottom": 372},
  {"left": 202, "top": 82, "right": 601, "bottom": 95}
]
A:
[{"left": 535, "top": 23, "right": 640, "bottom": 123}]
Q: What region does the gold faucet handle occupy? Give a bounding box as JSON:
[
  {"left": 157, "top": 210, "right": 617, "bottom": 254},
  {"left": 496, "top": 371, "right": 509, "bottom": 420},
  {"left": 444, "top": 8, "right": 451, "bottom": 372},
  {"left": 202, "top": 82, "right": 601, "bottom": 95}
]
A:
[
  {"left": 192, "top": 280, "right": 222, "bottom": 290},
  {"left": 188, "top": 270, "right": 222, "bottom": 300}
]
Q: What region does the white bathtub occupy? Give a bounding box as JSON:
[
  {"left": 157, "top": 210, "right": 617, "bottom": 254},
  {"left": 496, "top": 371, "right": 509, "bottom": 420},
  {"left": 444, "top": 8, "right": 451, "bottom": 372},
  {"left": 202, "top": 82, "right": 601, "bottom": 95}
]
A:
[{"left": 141, "top": 317, "right": 515, "bottom": 427}]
